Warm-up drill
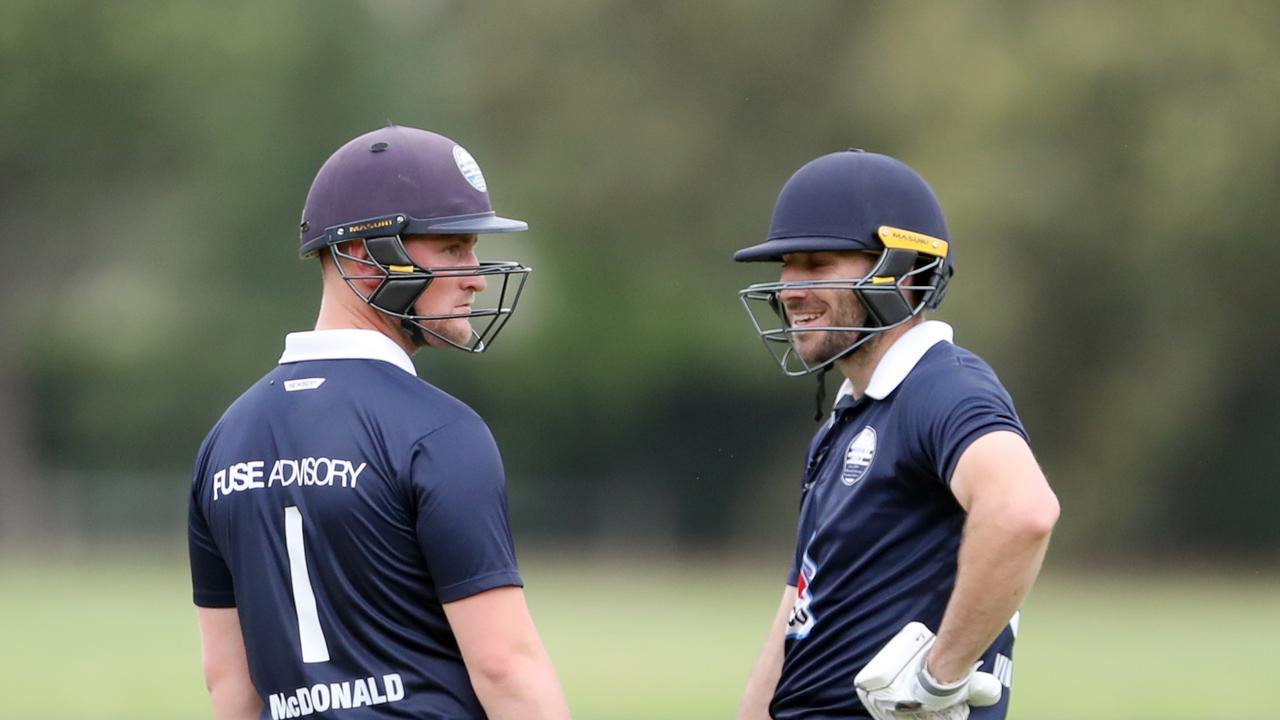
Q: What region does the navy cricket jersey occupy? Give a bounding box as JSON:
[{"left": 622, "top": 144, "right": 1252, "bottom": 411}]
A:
[
  {"left": 771, "top": 322, "right": 1026, "bottom": 720},
  {"left": 189, "top": 329, "right": 523, "bottom": 720}
]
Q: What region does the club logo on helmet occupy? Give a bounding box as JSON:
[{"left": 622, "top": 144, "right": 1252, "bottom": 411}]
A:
[{"left": 452, "top": 145, "right": 488, "bottom": 193}]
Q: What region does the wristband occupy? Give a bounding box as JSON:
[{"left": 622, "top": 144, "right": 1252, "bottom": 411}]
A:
[{"left": 917, "top": 660, "right": 974, "bottom": 697}]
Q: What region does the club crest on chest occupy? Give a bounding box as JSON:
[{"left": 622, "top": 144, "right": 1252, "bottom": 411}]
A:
[{"left": 841, "top": 426, "right": 877, "bottom": 486}]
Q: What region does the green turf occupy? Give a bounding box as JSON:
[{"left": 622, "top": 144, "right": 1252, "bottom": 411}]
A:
[{"left": 2, "top": 553, "right": 1276, "bottom": 719}]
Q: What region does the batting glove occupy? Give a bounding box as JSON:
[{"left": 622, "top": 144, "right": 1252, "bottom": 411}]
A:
[{"left": 854, "top": 622, "right": 1002, "bottom": 720}]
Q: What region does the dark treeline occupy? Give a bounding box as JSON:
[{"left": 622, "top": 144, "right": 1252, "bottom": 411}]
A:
[{"left": 2, "top": 1, "right": 1277, "bottom": 562}]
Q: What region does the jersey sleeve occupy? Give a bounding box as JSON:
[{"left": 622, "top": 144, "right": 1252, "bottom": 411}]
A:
[
  {"left": 786, "top": 533, "right": 803, "bottom": 586},
  {"left": 189, "top": 443, "right": 236, "bottom": 607},
  {"left": 410, "top": 417, "right": 523, "bottom": 603},
  {"left": 917, "top": 360, "right": 1029, "bottom": 485}
]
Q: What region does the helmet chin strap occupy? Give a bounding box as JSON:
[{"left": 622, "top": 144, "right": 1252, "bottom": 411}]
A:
[
  {"left": 399, "top": 319, "right": 429, "bottom": 348},
  {"left": 811, "top": 337, "right": 863, "bottom": 422},
  {"left": 813, "top": 367, "right": 830, "bottom": 422}
]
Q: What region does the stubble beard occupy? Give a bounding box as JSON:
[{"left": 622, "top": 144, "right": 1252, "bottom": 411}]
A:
[
  {"left": 794, "top": 292, "right": 868, "bottom": 366},
  {"left": 420, "top": 317, "right": 475, "bottom": 348}
]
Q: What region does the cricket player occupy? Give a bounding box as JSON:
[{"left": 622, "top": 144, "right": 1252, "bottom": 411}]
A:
[
  {"left": 734, "top": 150, "right": 1059, "bottom": 720},
  {"left": 188, "top": 126, "right": 571, "bottom": 719}
]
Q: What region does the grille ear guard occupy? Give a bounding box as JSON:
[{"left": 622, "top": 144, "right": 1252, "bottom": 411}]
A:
[
  {"left": 767, "top": 292, "right": 788, "bottom": 325},
  {"left": 369, "top": 276, "right": 430, "bottom": 314},
  {"left": 364, "top": 235, "right": 415, "bottom": 266},
  {"left": 855, "top": 249, "right": 918, "bottom": 326},
  {"left": 925, "top": 265, "right": 953, "bottom": 309},
  {"left": 363, "top": 235, "right": 432, "bottom": 314}
]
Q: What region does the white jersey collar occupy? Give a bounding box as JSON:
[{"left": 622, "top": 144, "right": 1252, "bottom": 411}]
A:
[
  {"left": 279, "top": 329, "right": 417, "bottom": 377},
  {"left": 834, "top": 320, "right": 954, "bottom": 403}
]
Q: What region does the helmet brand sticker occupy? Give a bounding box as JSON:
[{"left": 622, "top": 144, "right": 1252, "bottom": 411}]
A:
[
  {"left": 452, "top": 145, "right": 488, "bottom": 193},
  {"left": 842, "top": 426, "right": 877, "bottom": 485},
  {"left": 878, "top": 225, "right": 949, "bottom": 257}
]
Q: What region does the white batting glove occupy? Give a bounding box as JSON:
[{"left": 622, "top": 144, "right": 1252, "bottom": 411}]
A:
[{"left": 854, "top": 622, "right": 1002, "bottom": 720}]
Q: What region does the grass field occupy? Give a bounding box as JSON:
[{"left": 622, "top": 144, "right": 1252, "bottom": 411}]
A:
[{"left": 2, "top": 552, "right": 1277, "bottom": 719}]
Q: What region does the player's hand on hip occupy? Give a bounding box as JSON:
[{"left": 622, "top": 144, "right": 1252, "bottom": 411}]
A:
[{"left": 854, "top": 622, "right": 1001, "bottom": 720}]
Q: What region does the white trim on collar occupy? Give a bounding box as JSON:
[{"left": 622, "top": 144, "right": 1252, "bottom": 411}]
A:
[
  {"left": 834, "top": 320, "right": 954, "bottom": 403},
  {"left": 279, "top": 329, "right": 417, "bottom": 377}
]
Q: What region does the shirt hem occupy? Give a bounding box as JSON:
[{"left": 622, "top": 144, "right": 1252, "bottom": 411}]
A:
[
  {"left": 193, "top": 593, "right": 236, "bottom": 608},
  {"left": 943, "top": 422, "right": 1029, "bottom": 485},
  {"left": 436, "top": 570, "right": 524, "bottom": 604}
]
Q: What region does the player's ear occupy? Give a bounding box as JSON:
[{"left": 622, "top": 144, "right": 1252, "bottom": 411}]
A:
[
  {"left": 341, "top": 239, "right": 372, "bottom": 262},
  {"left": 326, "top": 240, "right": 383, "bottom": 293}
]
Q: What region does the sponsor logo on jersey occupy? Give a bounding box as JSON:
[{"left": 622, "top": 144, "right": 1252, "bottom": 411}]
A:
[
  {"left": 452, "top": 145, "right": 487, "bottom": 192},
  {"left": 213, "top": 457, "right": 368, "bottom": 500},
  {"left": 268, "top": 672, "right": 405, "bottom": 719},
  {"left": 787, "top": 548, "right": 818, "bottom": 639},
  {"left": 841, "top": 426, "right": 877, "bottom": 485},
  {"left": 284, "top": 378, "right": 326, "bottom": 392}
]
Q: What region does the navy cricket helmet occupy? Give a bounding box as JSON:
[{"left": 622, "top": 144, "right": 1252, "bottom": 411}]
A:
[
  {"left": 736, "top": 150, "right": 954, "bottom": 376},
  {"left": 299, "top": 125, "right": 530, "bottom": 353}
]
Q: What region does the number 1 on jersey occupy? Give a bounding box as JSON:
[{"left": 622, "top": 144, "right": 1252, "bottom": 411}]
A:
[{"left": 284, "top": 506, "right": 331, "bottom": 663}]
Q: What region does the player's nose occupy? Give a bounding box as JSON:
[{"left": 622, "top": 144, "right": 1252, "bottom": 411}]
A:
[
  {"left": 778, "top": 285, "right": 809, "bottom": 303},
  {"left": 460, "top": 271, "right": 487, "bottom": 293}
]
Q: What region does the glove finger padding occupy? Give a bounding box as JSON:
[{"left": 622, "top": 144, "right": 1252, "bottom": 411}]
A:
[
  {"left": 966, "top": 671, "right": 1002, "bottom": 707},
  {"left": 854, "top": 622, "right": 1003, "bottom": 720}
]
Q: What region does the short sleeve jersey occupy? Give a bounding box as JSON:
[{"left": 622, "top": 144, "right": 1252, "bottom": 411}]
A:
[
  {"left": 188, "top": 330, "right": 523, "bottom": 720},
  {"left": 771, "top": 322, "right": 1027, "bottom": 720}
]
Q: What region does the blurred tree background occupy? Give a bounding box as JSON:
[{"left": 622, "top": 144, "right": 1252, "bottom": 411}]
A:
[{"left": 2, "top": 0, "right": 1278, "bottom": 569}]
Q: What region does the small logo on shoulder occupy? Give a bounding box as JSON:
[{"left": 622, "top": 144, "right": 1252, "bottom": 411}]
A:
[
  {"left": 841, "top": 426, "right": 877, "bottom": 485},
  {"left": 284, "top": 378, "right": 326, "bottom": 392}
]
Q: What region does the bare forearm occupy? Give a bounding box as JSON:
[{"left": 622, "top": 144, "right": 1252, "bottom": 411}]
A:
[
  {"left": 208, "top": 678, "right": 262, "bottom": 720},
  {"left": 445, "top": 587, "right": 570, "bottom": 719},
  {"left": 738, "top": 645, "right": 783, "bottom": 720},
  {"left": 471, "top": 650, "right": 571, "bottom": 720},
  {"left": 929, "top": 507, "right": 1053, "bottom": 682},
  {"left": 738, "top": 585, "right": 795, "bottom": 720},
  {"left": 199, "top": 607, "right": 261, "bottom": 720}
]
